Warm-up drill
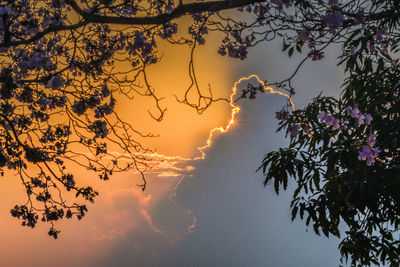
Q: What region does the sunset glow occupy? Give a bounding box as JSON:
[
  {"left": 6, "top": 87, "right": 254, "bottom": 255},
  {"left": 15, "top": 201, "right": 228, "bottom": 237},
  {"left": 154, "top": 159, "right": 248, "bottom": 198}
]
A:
[
  {"left": 1, "top": 0, "right": 380, "bottom": 265},
  {"left": 135, "top": 74, "right": 296, "bottom": 179}
]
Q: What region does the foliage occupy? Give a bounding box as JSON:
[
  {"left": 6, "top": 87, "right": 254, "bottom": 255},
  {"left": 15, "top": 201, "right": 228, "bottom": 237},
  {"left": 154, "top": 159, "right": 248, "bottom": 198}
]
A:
[{"left": 259, "top": 1, "right": 400, "bottom": 265}]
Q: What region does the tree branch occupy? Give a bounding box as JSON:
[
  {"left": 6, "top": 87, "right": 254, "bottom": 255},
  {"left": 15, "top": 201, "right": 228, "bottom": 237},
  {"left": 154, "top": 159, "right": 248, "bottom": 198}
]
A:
[
  {"left": 0, "top": 21, "right": 88, "bottom": 48},
  {"left": 65, "top": 0, "right": 265, "bottom": 25}
]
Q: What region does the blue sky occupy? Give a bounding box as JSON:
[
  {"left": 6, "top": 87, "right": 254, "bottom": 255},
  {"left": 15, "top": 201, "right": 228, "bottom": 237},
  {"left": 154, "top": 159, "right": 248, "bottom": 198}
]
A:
[{"left": 89, "top": 39, "right": 346, "bottom": 266}]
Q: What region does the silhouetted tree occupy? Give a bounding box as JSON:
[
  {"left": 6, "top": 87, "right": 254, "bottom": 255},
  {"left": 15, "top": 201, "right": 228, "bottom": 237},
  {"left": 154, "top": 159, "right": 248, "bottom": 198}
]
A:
[
  {"left": 1, "top": 0, "right": 274, "bottom": 239},
  {"left": 258, "top": 1, "right": 400, "bottom": 265},
  {"left": 1, "top": 0, "right": 400, "bottom": 264}
]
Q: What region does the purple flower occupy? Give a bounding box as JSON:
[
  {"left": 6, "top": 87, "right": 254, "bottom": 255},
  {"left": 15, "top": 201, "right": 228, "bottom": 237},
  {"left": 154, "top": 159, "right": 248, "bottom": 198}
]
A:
[
  {"left": 288, "top": 124, "right": 301, "bottom": 138},
  {"left": 358, "top": 146, "right": 380, "bottom": 166},
  {"left": 24, "top": 147, "right": 47, "bottom": 163},
  {"left": 366, "top": 156, "right": 375, "bottom": 166},
  {"left": 218, "top": 47, "right": 227, "bottom": 56},
  {"left": 297, "top": 30, "right": 310, "bottom": 42},
  {"left": 381, "top": 41, "right": 389, "bottom": 54},
  {"left": 133, "top": 31, "right": 146, "bottom": 50},
  {"left": 165, "top": 3, "right": 174, "bottom": 14},
  {"left": 322, "top": 10, "right": 344, "bottom": 31},
  {"left": 376, "top": 26, "right": 388, "bottom": 42},
  {"left": 373, "top": 147, "right": 381, "bottom": 157},
  {"left": 72, "top": 99, "right": 88, "bottom": 116},
  {"left": 318, "top": 111, "right": 340, "bottom": 129},
  {"left": 89, "top": 120, "right": 108, "bottom": 138},
  {"left": 325, "top": 114, "right": 335, "bottom": 126},
  {"left": 346, "top": 106, "right": 352, "bottom": 115},
  {"left": 191, "top": 13, "right": 204, "bottom": 22},
  {"left": 350, "top": 107, "right": 360, "bottom": 119},
  {"left": 358, "top": 146, "right": 371, "bottom": 161},
  {"left": 367, "top": 41, "right": 376, "bottom": 53},
  {"left": 347, "top": 106, "right": 369, "bottom": 125},
  {"left": 365, "top": 114, "right": 373, "bottom": 125},
  {"left": 317, "top": 111, "right": 327, "bottom": 121},
  {"left": 332, "top": 118, "right": 340, "bottom": 129},
  {"left": 101, "top": 85, "right": 110, "bottom": 97},
  {"left": 357, "top": 114, "right": 365, "bottom": 125},
  {"left": 308, "top": 50, "right": 324, "bottom": 61},
  {"left": 19, "top": 52, "right": 51, "bottom": 71},
  {"left": 276, "top": 110, "right": 289, "bottom": 121},
  {"left": 368, "top": 134, "right": 377, "bottom": 146},
  {"left": 46, "top": 75, "right": 64, "bottom": 89}
]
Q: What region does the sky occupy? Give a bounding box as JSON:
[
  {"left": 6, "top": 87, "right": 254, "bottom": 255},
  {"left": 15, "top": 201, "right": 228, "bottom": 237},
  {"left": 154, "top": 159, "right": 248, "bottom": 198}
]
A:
[{"left": 0, "top": 16, "right": 348, "bottom": 267}]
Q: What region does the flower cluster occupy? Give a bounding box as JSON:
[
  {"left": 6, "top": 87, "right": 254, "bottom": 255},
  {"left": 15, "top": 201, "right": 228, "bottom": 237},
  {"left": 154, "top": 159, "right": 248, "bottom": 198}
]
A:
[
  {"left": 189, "top": 24, "right": 208, "bottom": 45},
  {"left": 359, "top": 26, "right": 391, "bottom": 54},
  {"left": 288, "top": 124, "right": 301, "bottom": 138},
  {"left": 0, "top": 0, "right": 182, "bottom": 237},
  {"left": 275, "top": 110, "right": 301, "bottom": 138},
  {"left": 218, "top": 24, "right": 255, "bottom": 60},
  {"left": 46, "top": 75, "right": 64, "bottom": 89},
  {"left": 322, "top": 10, "right": 344, "bottom": 33},
  {"left": 317, "top": 106, "right": 380, "bottom": 166},
  {"left": 356, "top": 126, "right": 381, "bottom": 166},
  {"left": 89, "top": 120, "right": 109, "bottom": 139},
  {"left": 317, "top": 111, "right": 340, "bottom": 129},
  {"left": 275, "top": 110, "right": 289, "bottom": 121},
  {"left": 358, "top": 144, "right": 381, "bottom": 166},
  {"left": 346, "top": 106, "right": 373, "bottom": 125}
]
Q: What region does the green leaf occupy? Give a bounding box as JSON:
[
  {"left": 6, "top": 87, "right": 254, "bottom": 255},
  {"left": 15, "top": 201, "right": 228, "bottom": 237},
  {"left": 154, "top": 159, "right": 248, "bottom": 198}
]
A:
[
  {"left": 312, "top": 171, "right": 320, "bottom": 190},
  {"left": 288, "top": 47, "right": 294, "bottom": 57},
  {"left": 291, "top": 206, "right": 298, "bottom": 221}
]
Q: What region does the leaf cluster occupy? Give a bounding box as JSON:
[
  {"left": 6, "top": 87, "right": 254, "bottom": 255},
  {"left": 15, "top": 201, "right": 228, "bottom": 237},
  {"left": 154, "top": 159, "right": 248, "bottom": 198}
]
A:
[{"left": 260, "top": 63, "right": 400, "bottom": 265}]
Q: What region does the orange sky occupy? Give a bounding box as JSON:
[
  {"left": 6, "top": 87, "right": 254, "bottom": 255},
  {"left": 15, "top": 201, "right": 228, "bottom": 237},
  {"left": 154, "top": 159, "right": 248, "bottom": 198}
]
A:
[
  {"left": 115, "top": 33, "right": 238, "bottom": 158},
  {"left": 0, "top": 24, "right": 245, "bottom": 267}
]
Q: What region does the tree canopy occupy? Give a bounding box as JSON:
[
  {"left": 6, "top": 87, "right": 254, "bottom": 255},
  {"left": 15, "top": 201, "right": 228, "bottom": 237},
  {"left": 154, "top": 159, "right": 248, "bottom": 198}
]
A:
[{"left": 1, "top": 0, "right": 400, "bottom": 265}]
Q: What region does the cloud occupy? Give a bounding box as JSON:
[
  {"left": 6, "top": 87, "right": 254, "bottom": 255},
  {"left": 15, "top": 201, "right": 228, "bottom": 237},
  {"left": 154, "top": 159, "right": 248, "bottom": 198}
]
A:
[
  {"left": 140, "top": 208, "right": 164, "bottom": 234},
  {"left": 0, "top": 55, "right": 345, "bottom": 267},
  {"left": 89, "top": 186, "right": 164, "bottom": 242},
  {"left": 85, "top": 39, "right": 345, "bottom": 267},
  {"left": 160, "top": 92, "right": 341, "bottom": 267}
]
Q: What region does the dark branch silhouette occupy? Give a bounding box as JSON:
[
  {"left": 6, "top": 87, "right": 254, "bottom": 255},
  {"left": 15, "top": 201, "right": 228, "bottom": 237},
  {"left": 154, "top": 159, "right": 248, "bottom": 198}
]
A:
[{"left": 1, "top": 1, "right": 400, "bottom": 265}]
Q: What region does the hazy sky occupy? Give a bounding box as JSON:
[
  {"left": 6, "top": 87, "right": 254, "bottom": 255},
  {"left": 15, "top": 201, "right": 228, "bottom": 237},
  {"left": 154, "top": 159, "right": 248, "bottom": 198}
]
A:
[{"left": 0, "top": 18, "right": 347, "bottom": 267}]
